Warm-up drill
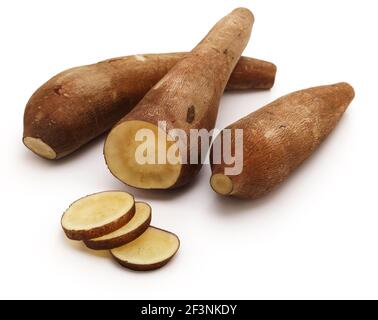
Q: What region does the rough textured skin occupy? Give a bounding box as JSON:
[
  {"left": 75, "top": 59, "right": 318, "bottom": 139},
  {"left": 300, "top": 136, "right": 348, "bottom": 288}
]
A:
[
  {"left": 61, "top": 202, "right": 135, "bottom": 241},
  {"left": 106, "top": 8, "right": 254, "bottom": 188},
  {"left": 83, "top": 211, "right": 152, "bottom": 250},
  {"left": 110, "top": 227, "right": 180, "bottom": 271},
  {"left": 23, "top": 52, "right": 275, "bottom": 159},
  {"left": 228, "top": 56, "right": 276, "bottom": 90},
  {"left": 210, "top": 83, "right": 355, "bottom": 199}
]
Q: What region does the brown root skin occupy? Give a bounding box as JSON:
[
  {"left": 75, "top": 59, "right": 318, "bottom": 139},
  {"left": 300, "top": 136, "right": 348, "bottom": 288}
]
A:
[
  {"left": 23, "top": 53, "right": 275, "bottom": 160},
  {"left": 110, "top": 227, "right": 180, "bottom": 271},
  {"left": 112, "top": 254, "right": 175, "bottom": 272},
  {"left": 83, "top": 202, "right": 152, "bottom": 250},
  {"left": 105, "top": 8, "right": 254, "bottom": 190},
  {"left": 210, "top": 82, "right": 355, "bottom": 199},
  {"left": 228, "top": 57, "right": 276, "bottom": 90},
  {"left": 63, "top": 212, "right": 134, "bottom": 241},
  {"left": 61, "top": 191, "right": 135, "bottom": 241}
]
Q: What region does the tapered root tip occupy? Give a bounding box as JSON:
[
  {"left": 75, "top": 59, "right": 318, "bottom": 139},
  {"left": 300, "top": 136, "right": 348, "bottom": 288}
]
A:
[
  {"left": 23, "top": 137, "right": 56, "bottom": 159},
  {"left": 333, "top": 82, "right": 355, "bottom": 100},
  {"left": 233, "top": 7, "right": 254, "bottom": 17},
  {"left": 210, "top": 173, "right": 233, "bottom": 196}
]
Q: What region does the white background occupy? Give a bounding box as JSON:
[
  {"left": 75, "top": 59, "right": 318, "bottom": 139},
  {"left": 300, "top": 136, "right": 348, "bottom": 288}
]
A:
[{"left": 1, "top": 0, "right": 377, "bottom": 299}]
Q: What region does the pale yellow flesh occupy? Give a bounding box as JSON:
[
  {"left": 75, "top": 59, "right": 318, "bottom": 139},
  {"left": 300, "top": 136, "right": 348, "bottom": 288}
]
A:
[
  {"left": 91, "top": 202, "right": 151, "bottom": 241},
  {"left": 62, "top": 191, "right": 134, "bottom": 231},
  {"left": 23, "top": 137, "right": 56, "bottom": 159},
  {"left": 210, "top": 173, "right": 233, "bottom": 195},
  {"left": 104, "top": 120, "right": 181, "bottom": 189},
  {"left": 111, "top": 227, "right": 179, "bottom": 265}
]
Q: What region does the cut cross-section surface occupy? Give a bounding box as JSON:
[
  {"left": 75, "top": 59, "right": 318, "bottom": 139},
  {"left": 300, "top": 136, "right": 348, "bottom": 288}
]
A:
[
  {"left": 84, "top": 202, "right": 152, "bottom": 250},
  {"left": 210, "top": 173, "right": 233, "bottom": 195},
  {"left": 61, "top": 191, "right": 135, "bottom": 240},
  {"left": 111, "top": 227, "right": 180, "bottom": 271},
  {"left": 23, "top": 137, "right": 56, "bottom": 159},
  {"left": 104, "top": 120, "right": 182, "bottom": 189}
]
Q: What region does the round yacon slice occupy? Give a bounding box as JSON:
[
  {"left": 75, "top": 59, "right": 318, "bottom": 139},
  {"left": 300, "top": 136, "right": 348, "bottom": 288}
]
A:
[
  {"left": 111, "top": 227, "right": 180, "bottom": 271},
  {"left": 84, "top": 202, "right": 152, "bottom": 250},
  {"left": 61, "top": 191, "right": 135, "bottom": 240}
]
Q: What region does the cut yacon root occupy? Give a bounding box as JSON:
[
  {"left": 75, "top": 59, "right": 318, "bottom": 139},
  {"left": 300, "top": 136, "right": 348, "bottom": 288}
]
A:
[
  {"left": 104, "top": 8, "right": 253, "bottom": 190},
  {"left": 210, "top": 173, "right": 233, "bottom": 196},
  {"left": 110, "top": 227, "right": 180, "bottom": 271},
  {"left": 84, "top": 202, "right": 152, "bottom": 250},
  {"left": 23, "top": 137, "right": 56, "bottom": 160},
  {"left": 61, "top": 191, "right": 135, "bottom": 241},
  {"left": 104, "top": 120, "right": 182, "bottom": 189}
]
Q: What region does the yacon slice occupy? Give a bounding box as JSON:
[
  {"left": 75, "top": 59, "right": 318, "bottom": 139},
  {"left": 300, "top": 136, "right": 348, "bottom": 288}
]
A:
[
  {"left": 61, "top": 191, "right": 135, "bottom": 240},
  {"left": 84, "top": 202, "right": 152, "bottom": 250},
  {"left": 111, "top": 227, "right": 180, "bottom": 271}
]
